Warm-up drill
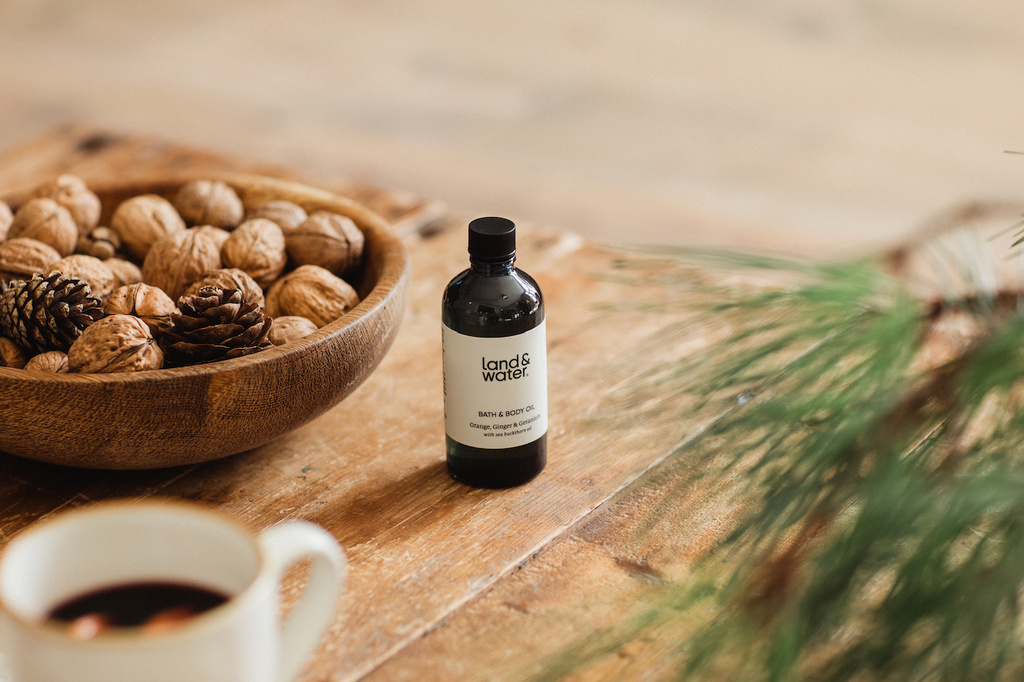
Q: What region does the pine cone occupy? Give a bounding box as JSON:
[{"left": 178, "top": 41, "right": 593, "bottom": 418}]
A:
[
  {"left": 161, "top": 285, "right": 272, "bottom": 364},
  {"left": 0, "top": 271, "right": 104, "bottom": 353}
]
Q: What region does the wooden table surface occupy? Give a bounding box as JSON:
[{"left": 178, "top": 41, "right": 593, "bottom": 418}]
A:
[
  {"left": 5, "top": 1, "right": 1024, "bottom": 255},
  {"left": 0, "top": 129, "right": 737, "bottom": 681}
]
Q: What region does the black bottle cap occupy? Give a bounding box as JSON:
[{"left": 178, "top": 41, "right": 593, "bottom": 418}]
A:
[{"left": 468, "top": 217, "right": 516, "bottom": 260}]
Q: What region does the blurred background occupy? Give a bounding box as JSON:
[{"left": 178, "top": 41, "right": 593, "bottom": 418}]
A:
[{"left": 2, "top": 0, "right": 1023, "bottom": 256}]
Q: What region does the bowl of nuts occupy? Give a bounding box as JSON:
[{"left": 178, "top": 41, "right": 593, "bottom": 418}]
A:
[{"left": 0, "top": 173, "right": 409, "bottom": 469}]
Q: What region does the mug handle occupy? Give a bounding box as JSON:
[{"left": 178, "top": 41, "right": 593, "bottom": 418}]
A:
[{"left": 258, "top": 521, "right": 348, "bottom": 682}]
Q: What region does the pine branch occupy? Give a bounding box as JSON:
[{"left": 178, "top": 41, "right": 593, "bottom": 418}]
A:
[{"left": 567, "top": 246, "right": 1024, "bottom": 682}]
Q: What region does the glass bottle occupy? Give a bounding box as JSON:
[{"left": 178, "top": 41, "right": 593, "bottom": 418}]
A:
[{"left": 442, "top": 217, "right": 547, "bottom": 487}]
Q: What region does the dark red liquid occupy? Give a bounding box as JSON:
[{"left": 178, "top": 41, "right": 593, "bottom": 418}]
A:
[{"left": 48, "top": 581, "right": 229, "bottom": 628}]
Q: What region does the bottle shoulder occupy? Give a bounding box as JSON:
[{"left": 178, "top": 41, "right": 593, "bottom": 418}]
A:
[{"left": 442, "top": 267, "right": 544, "bottom": 336}]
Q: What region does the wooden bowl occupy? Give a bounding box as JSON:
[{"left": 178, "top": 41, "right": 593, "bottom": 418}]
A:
[{"left": 0, "top": 173, "right": 410, "bottom": 469}]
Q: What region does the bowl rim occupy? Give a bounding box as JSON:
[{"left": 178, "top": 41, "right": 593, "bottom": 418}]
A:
[{"left": 0, "top": 171, "right": 409, "bottom": 385}]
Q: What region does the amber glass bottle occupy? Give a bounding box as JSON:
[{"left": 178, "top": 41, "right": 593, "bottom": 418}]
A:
[{"left": 442, "top": 217, "right": 547, "bottom": 488}]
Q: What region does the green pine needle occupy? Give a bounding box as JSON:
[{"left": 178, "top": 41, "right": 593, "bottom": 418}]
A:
[{"left": 571, "top": 246, "right": 1024, "bottom": 682}]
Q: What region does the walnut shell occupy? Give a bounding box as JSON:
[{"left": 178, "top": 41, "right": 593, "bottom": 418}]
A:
[
  {"left": 193, "top": 225, "right": 231, "bottom": 251},
  {"left": 245, "top": 200, "right": 308, "bottom": 232},
  {"left": 30, "top": 174, "right": 101, "bottom": 235},
  {"left": 185, "top": 268, "right": 264, "bottom": 310},
  {"left": 103, "top": 283, "right": 176, "bottom": 336},
  {"left": 285, "top": 211, "right": 364, "bottom": 276},
  {"left": 0, "top": 201, "right": 12, "bottom": 241},
  {"left": 265, "top": 264, "right": 359, "bottom": 328},
  {"left": 67, "top": 314, "right": 164, "bottom": 373},
  {"left": 141, "top": 229, "right": 222, "bottom": 301},
  {"left": 0, "top": 238, "right": 62, "bottom": 282},
  {"left": 9, "top": 197, "right": 78, "bottom": 257},
  {"left": 50, "top": 254, "right": 116, "bottom": 299},
  {"left": 105, "top": 258, "right": 143, "bottom": 288},
  {"left": 0, "top": 337, "right": 28, "bottom": 369},
  {"left": 76, "top": 226, "right": 122, "bottom": 260},
  {"left": 25, "top": 350, "right": 68, "bottom": 373},
  {"left": 268, "top": 315, "right": 318, "bottom": 346},
  {"left": 221, "top": 218, "right": 286, "bottom": 288},
  {"left": 111, "top": 194, "right": 186, "bottom": 262},
  {"left": 174, "top": 180, "right": 243, "bottom": 229}
]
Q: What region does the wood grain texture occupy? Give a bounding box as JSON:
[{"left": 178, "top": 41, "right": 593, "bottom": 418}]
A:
[
  {"left": 360, "top": 426, "right": 749, "bottom": 682},
  {"left": 0, "top": 129, "right": 745, "bottom": 681},
  {"left": 3, "top": 1, "right": 1023, "bottom": 253}
]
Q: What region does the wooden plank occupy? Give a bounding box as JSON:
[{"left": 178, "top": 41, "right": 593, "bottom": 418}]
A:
[
  {"left": 357, "top": 415, "right": 746, "bottom": 682},
  {"left": 4, "top": 1, "right": 1024, "bottom": 253},
  {"left": 0, "top": 130, "right": 739, "bottom": 680}
]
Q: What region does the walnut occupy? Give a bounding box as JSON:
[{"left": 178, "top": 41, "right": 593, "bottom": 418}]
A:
[
  {"left": 30, "top": 174, "right": 101, "bottom": 235},
  {"left": 25, "top": 350, "right": 68, "bottom": 373},
  {"left": 67, "top": 314, "right": 163, "bottom": 373},
  {"left": 221, "top": 218, "right": 286, "bottom": 288},
  {"left": 50, "top": 254, "right": 116, "bottom": 298},
  {"left": 105, "top": 258, "right": 143, "bottom": 288},
  {"left": 193, "top": 225, "right": 231, "bottom": 251},
  {"left": 9, "top": 197, "right": 78, "bottom": 257},
  {"left": 0, "top": 201, "right": 12, "bottom": 241},
  {"left": 103, "top": 283, "right": 176, "bottom": 335},
  {"left": 76, "top": 226, "right": 122, "bottom": 260},
  {"left": 268, "top": 315, "right": 318, "bottom": 346},
  {"left": 174, "top": 180, "right": 243, "bottom": 229},
  {"left": 265, "top": 264, "right": 359, "bottom": 328},
  {"left": 285, "top": 212, "right": 364, "bottom": 276},
  {"left": 111, "top": 194, "right": 186, "bottom": 262},
  {"left": 0, "top": 238, "right": 61, "bottom": 282},
  {"left": 141, "top": 229, "right": 222, "bottom": 301},
  {"left": 245, "top": 200, "right": 308, "bottom": 232},
  {"left": 0, "top": 337, "right": 28, "bottom": 369},
  {"left": 184, "top": 268, "right": 264, "bottom": 310}
]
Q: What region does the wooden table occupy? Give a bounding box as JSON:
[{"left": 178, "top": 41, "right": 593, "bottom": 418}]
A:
[{"left": 0, "top": 128, "right": 736, "bottom": 681}]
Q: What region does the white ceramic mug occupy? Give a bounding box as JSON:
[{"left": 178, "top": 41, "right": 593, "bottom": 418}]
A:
[{"left": 0, "top": 501, "right": 346, "bottom": 682}]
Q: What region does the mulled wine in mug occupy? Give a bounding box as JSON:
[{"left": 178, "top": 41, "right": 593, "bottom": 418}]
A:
[{"left": 0, "top": 501, "right": 346, "bottom": 682}]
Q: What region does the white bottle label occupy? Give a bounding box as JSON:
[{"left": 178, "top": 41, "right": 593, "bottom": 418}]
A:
[{"left": 443, "top": 321, "right": 548, "bottom": 449}]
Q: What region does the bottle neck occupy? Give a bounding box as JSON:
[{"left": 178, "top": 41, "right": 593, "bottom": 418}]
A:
[{"left": 470, "top": 255, "right": 515, "bottom": 275}]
